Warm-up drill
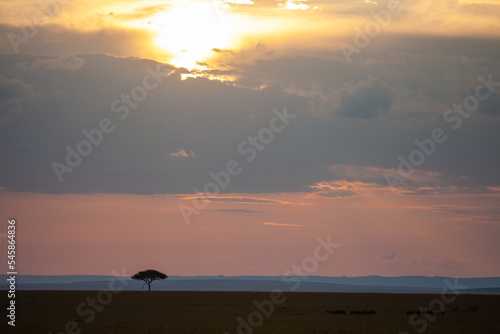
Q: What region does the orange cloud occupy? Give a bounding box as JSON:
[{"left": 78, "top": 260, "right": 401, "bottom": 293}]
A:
[
  {"left": 169, "top": 149, "right": 195, "bottom": 158},
  {"left": 262, "top": 222, "right": 304, "bottom": 227}
]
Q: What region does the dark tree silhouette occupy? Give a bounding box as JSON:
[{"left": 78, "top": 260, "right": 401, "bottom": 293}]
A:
[{"left": 131, "top": 269, "right": 168, "bottom": 291}]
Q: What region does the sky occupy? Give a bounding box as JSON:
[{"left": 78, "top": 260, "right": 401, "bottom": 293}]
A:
[{"left": 0, "top": 0, "right": 499, "bottom": 278}]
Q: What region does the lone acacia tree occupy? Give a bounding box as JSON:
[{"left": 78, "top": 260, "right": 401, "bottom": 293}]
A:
[{"left": 131, "top": 269, "right": 168, "bottom": 291}]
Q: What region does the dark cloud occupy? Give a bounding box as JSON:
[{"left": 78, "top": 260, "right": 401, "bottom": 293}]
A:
[
  {"left": 479, "top": 92, "right": 500, "bottom": 115},
  {"left": 314, "top": 189, "right": 356, "bottom": 198},
  {"left": 382, "top": 252, "right": 397, "bottom": 260},
  {"left": 1, "top": 41, "right": 499, "bottom": 195},
  {"left": 0, "top": 54, "right": 312, "bottom": 194},
  {"left": 211, "top": 48, "right": 235, "bottom": 54},
  {"left": 335, "top": 78, "right": 394, "bottom": 119},
  {"left": 0, "top": 24, "right": 155, "bottom": 60},
  {"left": 29, "top": 54, "right": 85, "bottom": 71},
  {"left": 0, "top": 73, "right": 43, "bottom": 124},
  {"left": 105, "top": 5, "right": 170, "bottom": 21}
]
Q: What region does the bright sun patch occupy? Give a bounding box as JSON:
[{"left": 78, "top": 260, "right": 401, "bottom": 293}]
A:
[{"left": 150, "top": 2, "right": 239, "bottom": 69}]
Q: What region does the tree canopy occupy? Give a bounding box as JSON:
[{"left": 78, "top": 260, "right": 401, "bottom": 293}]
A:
[{"left": 131, "top": 269, "right": 168, "bottom": 291}]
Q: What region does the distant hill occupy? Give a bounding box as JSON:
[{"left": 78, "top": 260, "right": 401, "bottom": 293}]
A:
[{"left": 1, "top": 275, "right": 499, "bottom": 294}]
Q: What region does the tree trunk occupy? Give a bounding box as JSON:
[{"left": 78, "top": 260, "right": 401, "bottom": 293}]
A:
[{"left": 148, "top": 283, "right": 151, "bottom": 291}]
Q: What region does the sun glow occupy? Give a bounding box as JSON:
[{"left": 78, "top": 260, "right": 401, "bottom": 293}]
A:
[{"left": 150, "top": 2, "right": 240, "bottom": 69}]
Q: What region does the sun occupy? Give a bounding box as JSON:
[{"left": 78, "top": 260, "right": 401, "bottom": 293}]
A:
[{"left": 150, "top": 2, "right": 238, "bottom": 69}]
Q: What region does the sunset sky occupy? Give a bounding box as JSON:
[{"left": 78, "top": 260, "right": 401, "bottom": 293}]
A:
[{"left": 1, "top": 0, "right": 499, "bottom": 278}]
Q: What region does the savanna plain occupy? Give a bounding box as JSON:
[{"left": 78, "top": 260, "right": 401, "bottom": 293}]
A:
[{"left": 3, "top": 291, "right": 500, "bottom": 333}]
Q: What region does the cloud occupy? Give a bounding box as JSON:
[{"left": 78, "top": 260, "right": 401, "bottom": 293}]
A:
[
  {"left": 308, "top": 165, "right": 500, "bottom": 200},
  {"left": 282, "top": 0, "right": 309, "bottom": 10},
  {"left": 406, "top": 257, "right": 470, "bottom": 271},
  {"left": 214, "top": 0, "right": 254, "bottom": 8},
  {"left": 0, "top": 54, "right": 313, "bottom": 194},
  {"left": 104, "top": 5, "right": 169, "bottom": 21},
  {"left": 211, "top": 48, "right": 235, "bottom": 54},
  {"left": 381, "top": 252, "right": 398, "bottom": 260},
  {"left": 183, "top": 196, "right": 294, "bottom": 205},
  {"left": 169, "top": 149, "right": 195, "bottom": 158},
  {"left": 381, "top": 253, "right": 470, "bottom": 271},
  {"left": 211, "top": 209, "right": 263, "bottom": 213},
  {"left": 0, "top": 52, "right": 499, "bottom": 195},
  {"left": 333, "top": 77, "right": 395, "bottom": 119},
  {"left": 308, "top": 165, "right": 446, "bottom": 197},
  {"left": 308, "top": 182, "right": 358, "bottom": 198},
  {"left": 0, "top": 73, "right": 43, "bottom": 124},
  {"left": 0, "top": 0, "right": 499, "bottom": 279},
  {"left": 478, "top": 91, "right": 500, "bottom": 115},
  {"left": 427, "top": 258, "right": 470, "bottom": 271},
  {"left": 262, "top": 222, "right": 304, "bottom": 227},
  {"left": 29, "top": 55, "right": 86, "bottom": 71},
  {"left": 242, "top": 267, "right": 256, "bottom": 271},
  {"left": 327, "top": 165, "right": 445, "bottom": 186},
  {"left": 431, "top": 202, "right": 500, "bottom": 223},
  {"left": 329, "top": 165, "right": 389, "bottom": 183}
]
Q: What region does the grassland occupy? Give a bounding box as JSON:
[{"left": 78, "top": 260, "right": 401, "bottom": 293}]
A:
[{"left": 3, "top": 291, "right": 499, "bottom": 333}]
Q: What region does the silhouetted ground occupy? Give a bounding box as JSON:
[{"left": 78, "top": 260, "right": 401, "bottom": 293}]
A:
[{"left": 3, "top": 291, "right": 500, "bottom": 333}]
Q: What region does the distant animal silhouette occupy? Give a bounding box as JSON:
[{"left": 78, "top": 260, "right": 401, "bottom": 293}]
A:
[
  {"left": 326, "top": 308, "right": 376, "bottom": 315},
  {"left": 406, "top": 309, "right": 444, "bottom": 316},
  {"left": 351, "top": 310, "right": 376, "bottom": 315}
]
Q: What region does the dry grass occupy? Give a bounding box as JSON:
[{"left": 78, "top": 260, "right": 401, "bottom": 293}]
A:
[{"left": 3, "top": 291, "right": 499, "bottom": 333}]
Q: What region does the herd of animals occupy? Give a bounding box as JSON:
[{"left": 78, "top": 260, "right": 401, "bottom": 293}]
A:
[
  {"left": 324, "top": 308, "right": 376, "bottom": 315},
  {"left": 324, "top": 306, "right": 480, "bottom": 316}
]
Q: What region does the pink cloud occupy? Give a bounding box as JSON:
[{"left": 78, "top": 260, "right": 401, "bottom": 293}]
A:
[
  {"left": 262, "top": 222, "right": 304, "bottom": 227},
  {"left": 169, "top": 149, "right": 195, "bottom": 158}
]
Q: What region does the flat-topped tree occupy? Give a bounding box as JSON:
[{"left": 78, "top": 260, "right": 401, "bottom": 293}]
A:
[{"left": 131, "top": 269, "right": 168, "bottom": 291}]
